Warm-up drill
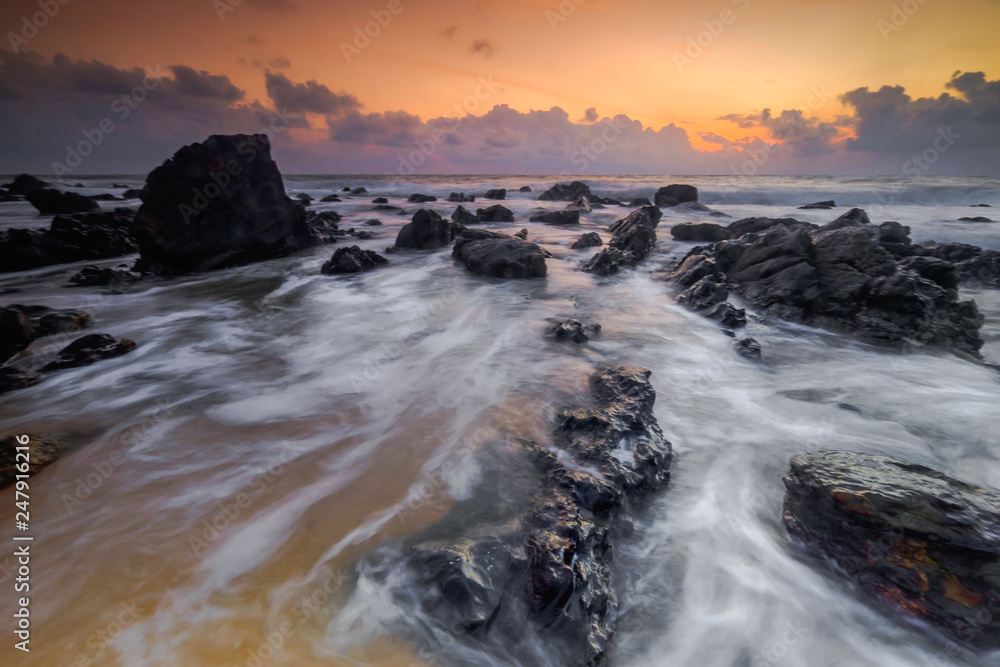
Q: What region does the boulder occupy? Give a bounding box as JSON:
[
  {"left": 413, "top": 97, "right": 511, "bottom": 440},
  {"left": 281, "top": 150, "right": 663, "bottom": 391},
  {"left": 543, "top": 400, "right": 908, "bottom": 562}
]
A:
[
  {"left": 959, "top": 217, "right": 994, "bottom": 223},
  {"left": 67, "top": 266, "right": 137, "bottom": 291},
  {"left": 4, "top": 174, "right": 48, "bottom": 196},
  {"left": 546, "top": 319, "right": 601, "bottom": 344},
  {"left": 0, "top": 369, "right": 40, "bottom": 396},
  {"left": 26, "top": 189, "right": 100, "bottom": 215},
  {"left": 654, "top": 184, "right": 698, "bottom": 207},
  {"left": 451, "top": 205, "right": 480, "bottom": 227},
  {"left": 530, "top": 209, "right": 581, "bottom": 225},
  {"left": 538, "top": 181, "right": 593, "bottom": 202},
  {"left": 916, "top": 243, "right": 1000, "bottom": 287},
  {"left": 8, "top": 305, "right": 91, "bottom": 337},
  {"left": 350, "top": 187, "right": 368, "bottom": 195},
  {"left": 518, "top": 186, "right": 532, "bottom": 193},
  {"left": 515, "top": 228, "right": 528, "bottom": 240},
  {"left": 395, "top": 209, "right": 454, "bottom": 250},
  {"left": 735, "top": 337, "right": 761, "bottom": 360},
  {"left": 401, "top": 367, "right": 670, "bottom": 665},
  {"left": 0, "top": 434, "right": 66, "bottom": 489},
  {"left": 364, "top": 219, "right": 383, "bottom": 226},
  {"left": 0, "top": 211, "right": 137, "bottom": 273},
  {"left": 572, "top": 233, "right": 603, "bottom": 250},
  {"left": 799, "top": 201, "right": 836, "bottom": 210},
  {"left": 784, "top": 451, "right": 1000, "bottom": 646},
  {"left": 41, "top": 334, "right": 137, "bottom": 372},
  {"left": 671, "top": 222, "right": 730, "bottom": 243},
  {"left": 122, "top": 189, "right": 143, "bottom": 200},
  {"left": 667, "top": 210, "right": 985, "bottom": 354},
  {"left": 320, "top": 194, "right": 342, "bottom": 203},
  {"left": 131, "top": 134, "right": 319, "bottom": 274},
  {"left": 372, "top": 197, "right": 389, "bottom": 204},
  {"left": 708, "top": 303, "right": 748, "bottom": 330},
  {"left": 447, "top": 192, "right": 476, "bottom": 203},
  {"left": 373, "top": 204, "right": 405, "bottom": 213},
  {"left": 483, "top": 188, "right": 507, "bottom": 200},
  {"left": 0, "top": 307, "right": 34, "bottom": 363},
  {"left": 477, "top": 204, "right": 515, "bottom": 223},
  {"left": 408, "top": 193, "right": 437, "bottom": 203},
  {"left": 453, "top": 231, "right": 547, "bottom": 279},
  {"left": 321, "top": 246, "right": 389, "bottom": 274}
]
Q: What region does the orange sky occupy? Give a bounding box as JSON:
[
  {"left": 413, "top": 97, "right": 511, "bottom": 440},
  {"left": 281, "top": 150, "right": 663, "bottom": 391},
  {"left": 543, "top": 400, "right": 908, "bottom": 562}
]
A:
[{"left": 6, "top": 0, "right": 999, "bottom": 144}]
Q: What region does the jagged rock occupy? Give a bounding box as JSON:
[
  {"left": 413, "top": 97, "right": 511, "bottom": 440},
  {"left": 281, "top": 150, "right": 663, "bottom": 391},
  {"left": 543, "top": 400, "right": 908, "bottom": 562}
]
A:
[
  {"left": 67, "top": 266, "right": 137, "bottom": 290},
  {"left": 0, "top": 211, "right": 137, "bottom": 273},
  {"left": 515, "top": 229, "right": 528, "bottom": 240},
  {"left": 350, "top": 187, "right": 368, "bottom": 195},
  {"left": 538, "top": 181, "right": 593, "bottom": 202},
  {"left": 709, "top": 303, "right": 748, "bottom": 329},
  {"left": 395, "top": 209, "right": 454, "bottom": 250},
  {"left": 784, "top": 451, "right": 1000, "bottom": 647},
  {"left": 41, "top": 334, "right": 136, "bottom": 372},
  {"left": 3, "top": 174, "right": 48, "bottom": 195},
  {"left": 547, "top": 319, "right": 601, "bottom": 343},
  {"left": 916, "top": 243, "right": 1000, "bottom": 287},
  {"left": 898, "top": 256, "right": 958, "bottom": 290},
  {"left": 628, "top": 197, "right": 653, "bottom": 208},
  {"left": 131, "top": 134, "right": 319, "bottom": 274},
  {"left": 321, "top": 246, "right": 388, "bottom": 274},
  {"left": 519, "top": 186, "right": 532, "bottom": 193},
  {"left": 735, "top": 337, "right": 761, "bottom": 360},
  {"left": 530, "top": 209, "right": 581, "bottom": 225},
  {"left": 0, "top": 369, "right": 40, "bottom": 396},
  {"left": 401, "top": 367, "right": 670, "bottom": 665},
  {"left": 667, "top": 210, "right": 985, "bottom": 354},
  {"left": 320, "top": 194, "right": 342, "bottom": 202},
  {"left": 677, "top": 276, "right": 729, "bottom": 311},
  {"left": 453, "top": 230, "right": 547, "bottom": 279},
  {"left": 408, "top": 193, "right": 437, "bottom": 203},
  {"left": 799, "top": 201, "right": 836, "bottom": 210},
  {"left": 572, "top": 233, "right": 603, "bottom": 250},
  {"left": 654, "top": 184, "right": 698, "bottom": 207},
  {"left": 447, "top": 192, "right": 476, "bottom": 203},
  {"left": 452, "top": 205, "right": 480, "bottom": 226},
  {"left": 671, "top": 222, "right": 730, "bottom": 243},
  {"left": 26, "top": 189, "right": 100, "bottom": 215},
  {"left": 477, "top": 204, "right": 515, "bottom": 223},
  {"left": 484, "top": 189, "right": 507, "bottom": 200},
  {"left": 0, "top": 307, "right": 34, "bottom": 363},
  {"left": 584, "top": 206, "right": 663, "bottom": 276}
]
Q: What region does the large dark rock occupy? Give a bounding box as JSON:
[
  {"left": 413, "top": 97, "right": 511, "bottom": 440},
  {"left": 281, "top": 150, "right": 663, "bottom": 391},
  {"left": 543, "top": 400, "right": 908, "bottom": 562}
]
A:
[
  {"left": 799, "top": 201, "right": 836, "bottom": 210},
  {"left": 41, "top": 334, "right": 137, "bottom": 372},
  {"left": 530, "top": 209, "right": 581, "bottom": 225},
  {"left": 547, "top": 319, "right": 601, "bottom": 344},
  {"left": 0, "top": 307, "right": 34, "bottom": 363},
  {"left": 453, "top": 230, "right": 547, "bottom": 279},
  {"left": 447, "top": 192, "right": 475, "bottom": 203},
  {"left": 395, "top": 209, "right": 454, "bottom": 250},
  {"left": 8, "top": 305, "right": 91, "bottom": 337},
  {"left": 538, "top": 181, "right": 593, "bottom": 202},
  {"left": 451, "top": 205, "right": 480, "bottom": 227},
  {"left": 483, "top": 188, "right": 507, "bottom": 200},
  {"left": 584, "top": 206, "right": 663, "bottom": 276},
  {"left": 477, "top": 204, "right": 515, "bottom": 223},
  {"left": 0, "top": 211, "right": 137, "bottom": 273},
  {"left": 4, "top": 174, "right": 48, "bottom": 196},
  {"left": 131, "top": 133, "right": 320, "bottom": 274},
  {"left": 917, "top": 242, "right": 1000, "bottom": 287},
  {"left": 321, "top": 246, "right": 388, "bottom": 274},
  {"left": 784, "top": 451, "right": 1000, "bottom": 646},
  {"left": 401, "top": 367, "right": 671, "bottom": 665},
  {"left": 667, "top": 210, "right": 985, "bottom": 354},
  {"left": 408, "top": 193, "right": 437, "bottom": 203},
  {"left": 654, "top": 184, "right": 698, "bottom": 207},
  {"left": 671, "top": 222, "right": 730, "bottom": 243},
  {"left": 25, "top": 188, "right": 100, "bottom": 215}
]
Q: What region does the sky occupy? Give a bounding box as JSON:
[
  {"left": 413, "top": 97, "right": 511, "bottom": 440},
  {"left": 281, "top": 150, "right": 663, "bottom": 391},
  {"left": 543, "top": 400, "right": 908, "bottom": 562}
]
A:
[{"left": 1, "top": 0, "right": 999, "bottom": 175}]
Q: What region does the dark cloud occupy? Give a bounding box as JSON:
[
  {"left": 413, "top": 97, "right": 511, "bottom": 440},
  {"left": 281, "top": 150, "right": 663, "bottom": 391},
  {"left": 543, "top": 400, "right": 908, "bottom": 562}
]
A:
[
  {"left": 264, "top": 71, "right": 359, "bottom": 115},
  {"left": 470, "top": 38, "right": 495, "bottom": 58},
  {"left": 169, "top": 66, "right": 245, "bottom": 102},
  {"left": 441, "top": 26, "right": 458, "bottom": 39},
  {"left": 328, "top": 110, "right": 425, "bottom": 146},
  {"left": 580, "top": 107, "right": 599, "bottom": 123},
  {"left": 719, "top": 108, "right": 844, "bottom": 157}
]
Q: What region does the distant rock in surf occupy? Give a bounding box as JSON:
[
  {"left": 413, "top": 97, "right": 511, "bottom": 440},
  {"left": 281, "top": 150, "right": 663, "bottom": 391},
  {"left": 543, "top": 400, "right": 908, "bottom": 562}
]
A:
[
  {"left": 654, "top": 184, "right": 698, "bottom": 207},
  {"left": 395, "top": 209, "right": 454, "bottom": 250},
  {"left": 476, "top": 204, "right": 515, "bottom": 223},
  {"left": 959, "top": 216, "right": 993, "bottom": 223},
  {"left": 538, "top": 181, "right": 593, "bottom": 202},
  {"left": 671, "top": 222, "right": 730, "bottom": 243},
  {"left": 453, "top": 229, "right": 547, "bottom": 279},
  {"left": 451, "top": 205, "right": 479, "bottom": 227},
  {"left": 447, "top": 192, "right": 476, "bottom": 203},
  {"left": 799, "top": 200, "right": 836, "bottom": 210},
  {"left": 2, "top": 174, "right": 48, "bottom": 196},
  {"left": 483, "top": 188, "right": 507, "bottom": 200},
  {"left": 26, "top": 188, "right": 100, "bottom": 215},
  {"left": 0, "top": 211, "right": 137, "bottom": 273},
  {"left": 546, "top": 318, "right": 600, "bottom": 343},
  {"left": 530, "top": 209, "right": 580, "bottom": 225},
  {"left": 42, "top": 333, "right": 136, "bottom": 372},
  {"left": 321, "top": 246, "right": 389, "bottom": 274}
]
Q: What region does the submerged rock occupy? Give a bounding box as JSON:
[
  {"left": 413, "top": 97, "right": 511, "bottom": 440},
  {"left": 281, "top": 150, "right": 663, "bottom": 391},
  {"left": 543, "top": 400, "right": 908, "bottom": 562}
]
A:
[
  {"left": 321, "top": 246, "right": 388, "bottom": 274},
  {"left": 402, "top": 367, "right": 671, "bottom": 665},
  {"left": 8, "top": 305, "right": 91, "bottom": 337},
  {"left": 959, "top": 216, "right": 994, "bottom": 223},
  {"left": 447, "top": 192, "right": 476, "bottom": 203},
  {"left": 0, "top": 368, "right": 40, "bottom": 396},
  {"left": 572, "top": 232, "right": 603, "bottom": 250},
  {"left": 0, "top": 307, "right": 34, "bottom": 363},
  {"left": 395, "top": 209, "right": 454, "bottom": 250},
  {"left": 477, "top": 204, "right": 515, "bottom": 223},
  {"left": 132, "top": 134, "right": 319, "bottom": 274},
  {"left": 547, "top": 319, "right": 601, "bottom": 344},
  {"left": 530, "top": 209, "right": 581, "bottom": 225},
  {"left": 42, "top": 334, "right": 136, "bottom": 372},
  {"left": 538, "top": 181, "right": 593, "bottom": 202},
  {"left": 735, "top": 337, "right": 761, "bottom": 360},
  {"left": 584, "top": 206, "right": 663, "bottom": 276},
  {"left": 453, "top": 230, "right": 547, "bottom": 279},
  {"left": 26, "top": 188, "right": 100, "bottom": 215},
  {"left": 783, "top": 451, "right": 1000, "bottom": 646},
  {"left": 799, "top": 201, "right": 837, "bottom": 210}
]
